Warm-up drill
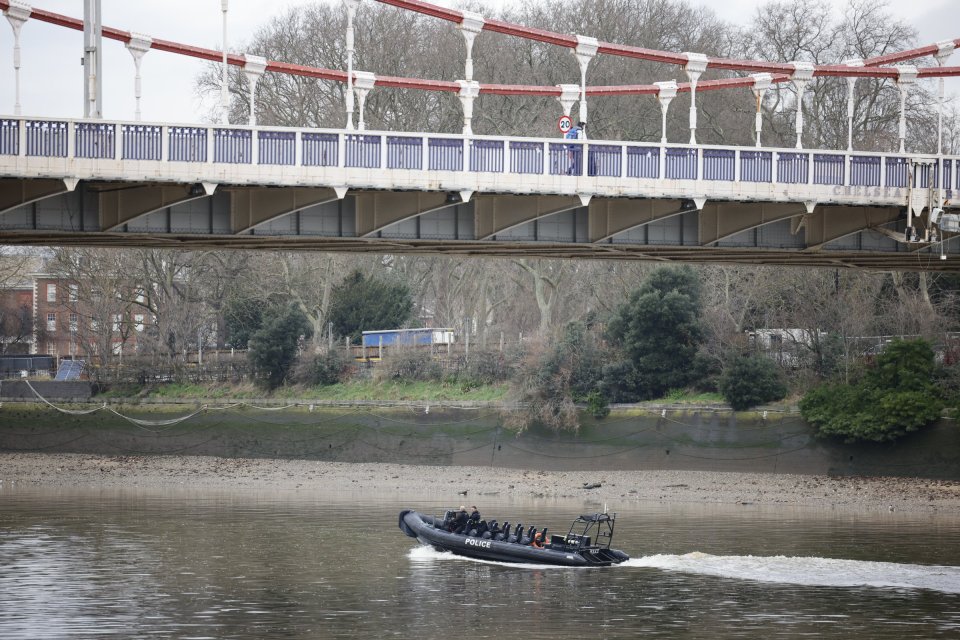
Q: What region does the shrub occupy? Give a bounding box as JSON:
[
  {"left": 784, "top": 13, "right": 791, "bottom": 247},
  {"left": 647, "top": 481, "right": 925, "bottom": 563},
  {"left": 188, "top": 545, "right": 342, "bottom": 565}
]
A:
[
  {"left": 455, "top": 347, "right": 517, "bottom": 387},
  {"left": 374, "top": 348, "right": 443, "bottom": 382},
  {"left": 294, "top": 350, "right": 351, "bottom": 386},
  {"left": 799, "top": 338, "right": 944, "bottom": 443},
  {"left": 719, "top": 355, "right": 788, "bottom": 411}
]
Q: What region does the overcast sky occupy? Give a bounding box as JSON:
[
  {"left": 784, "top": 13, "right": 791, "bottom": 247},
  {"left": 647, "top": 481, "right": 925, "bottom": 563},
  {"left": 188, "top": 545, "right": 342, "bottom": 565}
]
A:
[{"left": 0, "top": 0, "right": 955, "bottom": 124}]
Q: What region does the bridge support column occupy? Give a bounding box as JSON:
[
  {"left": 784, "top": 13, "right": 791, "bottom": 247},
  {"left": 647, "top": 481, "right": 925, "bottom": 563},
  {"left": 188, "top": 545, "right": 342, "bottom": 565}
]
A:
[
  {"left": 750, "top": 73, "right": 772, "bottom": 147},
  {"left": 83, "top": 0, "right": 102, "bottom": 119},
  {"left": 243, "top": 55, "right": 267, "bottom": 127},
  {"left": 573, "top": 36, "right": 598, "bottom": 125},
  {"left": 353, "top": 71, "right": 376, "bottom": 132},
  {"left": 556, "top": 84, "right": 580, "bottom": 118},
  {"left": 936, "top": 41, "right": 955, "bottom": 205},
  {"left": 683, "top": 52, "right": 708, "bottom": 145},
  {"left": 457, "top": 80, "right": 480, "bottom": 136},
  {"left": 654, "top": 81, "right": 677, "bottom": 145},
  {"left": 458, "top": 11, "right": 484, "bottom": 82},
  {"left": 4, "top": 1, "right": 30, "bottom": 116},
  {"left": 895, "top": 65, "right": 918, "bottom": 154},
  {"left": 789, "top": 61, "right": 814, "bottom": 149},
  {"left": 125, "top": 33, "right": 152, "bottom": 122},
  {"left": 844, "top": 59, "right": 862, "bottom": 152}
]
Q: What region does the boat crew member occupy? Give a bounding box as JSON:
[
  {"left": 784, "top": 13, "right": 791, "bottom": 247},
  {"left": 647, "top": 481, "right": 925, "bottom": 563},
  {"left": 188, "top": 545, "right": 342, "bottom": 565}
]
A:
[
  {"left": 532, "top": 532, "right": 544, "bottom": 549},
  {"left": 469, "top": 506, "right": 481, "bottom": 524},
  {"left": 452, "top": 506, "right": 469, "bottom": 533}
]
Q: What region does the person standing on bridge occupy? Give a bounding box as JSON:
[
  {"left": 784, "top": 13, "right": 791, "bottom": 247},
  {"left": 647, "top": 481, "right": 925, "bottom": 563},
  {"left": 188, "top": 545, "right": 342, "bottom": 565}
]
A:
[{"left": 565, "top": 121, "right": 585, "bottom": 175}]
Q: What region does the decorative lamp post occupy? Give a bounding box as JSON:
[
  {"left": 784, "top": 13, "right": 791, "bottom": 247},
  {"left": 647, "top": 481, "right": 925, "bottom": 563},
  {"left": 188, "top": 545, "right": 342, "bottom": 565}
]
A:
[
  {"left": 683, "top": 52, "right": 708, "bottom": 144},
  {"left": 344, "top": 0, "right": 362, "bottom": 130},
  {"left": 935, "top": 41, "right": 955, "bottom": 157},
  {"left": 4, "top": 1, "right": 30, "bottom": 116},
  {"left": 220, "top": 0, "right": 230, "bottom": 124},
  {"left": 125, "top": 33, "right": 152, "bottom": 121}
]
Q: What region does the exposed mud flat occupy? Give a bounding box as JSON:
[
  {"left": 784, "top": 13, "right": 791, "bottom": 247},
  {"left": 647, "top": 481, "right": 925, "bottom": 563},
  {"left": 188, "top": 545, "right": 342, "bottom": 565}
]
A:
[{"left": 2, "top": 452, "right": 959, "bottom": 514}]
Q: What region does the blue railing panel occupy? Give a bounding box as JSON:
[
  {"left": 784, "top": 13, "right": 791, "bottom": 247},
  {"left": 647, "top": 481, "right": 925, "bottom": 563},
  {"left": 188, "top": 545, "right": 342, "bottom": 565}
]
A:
[
  {"left": 470, "top": 139, "right": 503, "bottom": 173},
  {"left": 777, "top": 152, "right": 808, "bottom": 184},
  {"left": 850, "top": 156, "right": 880, "bottom": 186},
  {"left": 885, "top": 157, "right": 908, "bottom": 188},
  {"left": 550, "top": 142, "right": 581, "bottom": 175},
  {"left": 740, "top": 150, "right": 772, "bottom": 182},
  {"left": 121, "top": 124, "right": 161, "bottom": 161},
  {"left": 0, "top": 119, "right": 19, "bottom": 155},
  {"left": 428, "top": 138, "right": 463, "bottom": 171},
  {"left": 626, "top": 146, "right": 659, "bottom": 179},
  {"left": 345, "top": 134, "right": 381, "bottom": 168},
  {"left": 168, "top": 127, "right": 207, "bottom": 162},
  {"left": 387, "top": 136, "right": 422, "bottom": 170},
  {"left": 943, "top": 160, "right": 953, "bottom": 195},
  {"left": 813, "top": 154, "right": 844, "bottom": 185},
  {"left": 75, "top": 122, "right": 115, "bottom": 159},
  {"left": 703, "top": 148, "right": 735, "bottom": 181},
  {"left": 665, "top": 148, "right": 697, "bottom": 180},
  {"left": 214, "top": 129, "right": 251, "bottom": 164},
  {"left": 509, "top": 141, "right": 543, "bottom": 174},
  {"left": 25, "top": 120, "right": 67, "bottom": 157},
  {"left": 302, "top": 132, "right": 338, "bottom": 166},
  {"left": 589, "top": 144, "right": 621, "bottom": 177},
  {"left": 258, "top": 131, "right": 296, "bottom": 165}
]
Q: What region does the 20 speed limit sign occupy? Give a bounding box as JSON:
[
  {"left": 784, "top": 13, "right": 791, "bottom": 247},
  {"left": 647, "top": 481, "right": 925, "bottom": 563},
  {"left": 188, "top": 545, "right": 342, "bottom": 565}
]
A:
[{"left": 557, "top": 115, "right": 572, "bottom": 134}]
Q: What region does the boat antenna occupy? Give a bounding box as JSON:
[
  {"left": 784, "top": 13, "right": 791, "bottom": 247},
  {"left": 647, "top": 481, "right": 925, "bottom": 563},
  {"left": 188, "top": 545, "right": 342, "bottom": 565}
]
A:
[{"left": 604, "top": 502, "right": 607, "bottom": 514}]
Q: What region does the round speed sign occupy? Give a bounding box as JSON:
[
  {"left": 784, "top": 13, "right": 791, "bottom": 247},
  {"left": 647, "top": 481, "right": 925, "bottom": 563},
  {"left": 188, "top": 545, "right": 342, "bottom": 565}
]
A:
[{"left": 557, "top": 115, "right": 573, "bottom": 134}]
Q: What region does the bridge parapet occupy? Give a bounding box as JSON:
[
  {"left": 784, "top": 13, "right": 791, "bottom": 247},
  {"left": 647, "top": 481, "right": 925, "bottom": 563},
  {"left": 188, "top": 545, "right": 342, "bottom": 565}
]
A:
[{"left": 1, "top": 116, "right": 956, "bottom": 212}]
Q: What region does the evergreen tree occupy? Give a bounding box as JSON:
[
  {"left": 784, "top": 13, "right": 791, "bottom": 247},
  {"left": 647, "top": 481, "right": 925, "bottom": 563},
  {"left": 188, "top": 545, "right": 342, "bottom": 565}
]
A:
[
  {"left": 605, "top": 266, "right": 704, "bottom": 401},
  {"left": 327, "top": 270, "right": 413, "bottom": 344},
  {"left": 248, "top": 304, "right": 313, "bottom": 389}
]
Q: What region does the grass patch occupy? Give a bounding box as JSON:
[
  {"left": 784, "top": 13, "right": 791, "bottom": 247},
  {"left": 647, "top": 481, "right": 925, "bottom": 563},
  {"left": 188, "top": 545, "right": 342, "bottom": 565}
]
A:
[
  {"left": 95, "top": 380, "right": 509, "bottom": 403},
  {"left": 655, "top": 391, "right": 726, "bottom": 404}
]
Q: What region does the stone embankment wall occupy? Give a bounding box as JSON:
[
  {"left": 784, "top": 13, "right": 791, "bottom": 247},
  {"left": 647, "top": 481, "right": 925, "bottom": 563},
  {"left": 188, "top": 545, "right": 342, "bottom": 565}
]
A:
[{"left": 0, "top": 402, "right": 958, "bottom": 479}]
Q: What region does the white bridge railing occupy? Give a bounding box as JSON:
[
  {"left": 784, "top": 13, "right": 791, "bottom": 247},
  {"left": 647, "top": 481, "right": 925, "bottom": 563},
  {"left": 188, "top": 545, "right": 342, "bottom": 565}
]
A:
[{"left": 1, "top": 116, "right": 957, "bottom": 208}]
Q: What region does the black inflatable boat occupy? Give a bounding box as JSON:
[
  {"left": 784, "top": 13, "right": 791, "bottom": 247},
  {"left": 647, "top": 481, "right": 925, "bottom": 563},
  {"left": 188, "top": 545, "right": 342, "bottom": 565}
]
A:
[{"left": 399, "top": 509, "right": 630, "bottom": 567}]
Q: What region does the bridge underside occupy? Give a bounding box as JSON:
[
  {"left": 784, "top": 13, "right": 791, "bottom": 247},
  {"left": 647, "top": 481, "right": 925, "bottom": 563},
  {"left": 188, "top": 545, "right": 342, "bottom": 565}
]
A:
[{"left": 0, "top": 178, "right": 955, "bottom": 271}]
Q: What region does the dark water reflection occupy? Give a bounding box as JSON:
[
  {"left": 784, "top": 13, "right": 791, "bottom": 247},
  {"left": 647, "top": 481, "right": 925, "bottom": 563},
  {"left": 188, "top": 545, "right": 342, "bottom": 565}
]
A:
[{"left": 1, "top": 488, "right": 960, "bottom": 638}]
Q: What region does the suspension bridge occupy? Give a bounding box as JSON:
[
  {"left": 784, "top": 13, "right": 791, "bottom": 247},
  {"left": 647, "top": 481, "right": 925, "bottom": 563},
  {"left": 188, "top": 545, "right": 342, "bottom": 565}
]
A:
[{"left": 2, "top": 0, "right": 960, "bottom": 270}]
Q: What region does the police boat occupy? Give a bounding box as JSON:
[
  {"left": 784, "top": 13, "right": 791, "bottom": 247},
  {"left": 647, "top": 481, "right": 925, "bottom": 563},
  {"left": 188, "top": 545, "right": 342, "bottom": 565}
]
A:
[{"left": 398, "top": 509, "right": 630, "bottom": 567}]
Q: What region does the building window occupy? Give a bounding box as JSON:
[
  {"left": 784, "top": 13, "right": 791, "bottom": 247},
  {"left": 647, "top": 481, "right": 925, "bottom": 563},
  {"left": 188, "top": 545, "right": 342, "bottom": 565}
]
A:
[
  {"left": 69, "top": 284, "right": 78, "bottom": 302},
  {"left": 134, "top": 315, "right": 145, "bottom": 333},
  {"left": 112, "top": 314, "right": 122, "bottom": 332},
  {"left": 46, "top": 284, "right": 56, "bottom": 302},
  {"left": 46, "top": 312, "right": 56, "bottom": 331},
  {"left": 90, "top": 319, "right": 99, "bottom": 332},
  {"left": 69, "top": 313, "right": 78, "bottom": 332}
]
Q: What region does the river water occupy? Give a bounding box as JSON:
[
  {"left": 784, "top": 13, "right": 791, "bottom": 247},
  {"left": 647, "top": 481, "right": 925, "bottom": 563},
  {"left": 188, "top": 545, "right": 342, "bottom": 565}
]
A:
[{"left": 1, "top": 488, "right": 959, "bottom": 639}]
